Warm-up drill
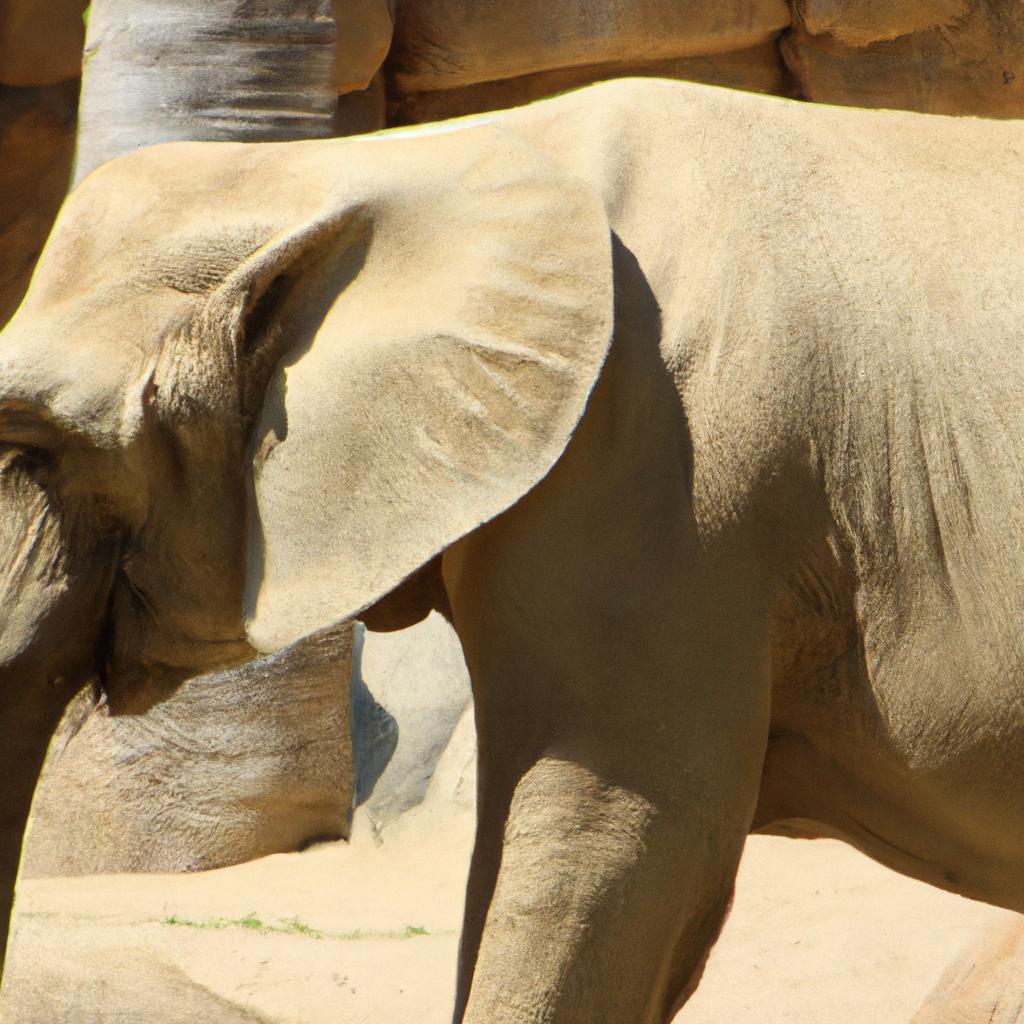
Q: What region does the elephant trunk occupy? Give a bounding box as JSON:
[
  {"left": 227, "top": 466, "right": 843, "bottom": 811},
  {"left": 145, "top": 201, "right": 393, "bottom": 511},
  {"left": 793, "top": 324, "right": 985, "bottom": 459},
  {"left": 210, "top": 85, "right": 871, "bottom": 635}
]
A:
[
  {"left": 0, "top": 448, "right": 119, "bottom": 977},
  {"left": 0, "top": 678, "right": 75, "bottom": 977},
  {"left": 73, "top": 0, "right": 339, "bottom": 185}
]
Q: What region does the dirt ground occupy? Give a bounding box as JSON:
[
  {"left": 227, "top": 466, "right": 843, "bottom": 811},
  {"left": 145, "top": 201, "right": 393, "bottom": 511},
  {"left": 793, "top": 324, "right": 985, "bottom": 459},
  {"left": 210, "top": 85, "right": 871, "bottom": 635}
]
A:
[{"left": 3, "top": 810, "right": 1014, "bottom": 1023}]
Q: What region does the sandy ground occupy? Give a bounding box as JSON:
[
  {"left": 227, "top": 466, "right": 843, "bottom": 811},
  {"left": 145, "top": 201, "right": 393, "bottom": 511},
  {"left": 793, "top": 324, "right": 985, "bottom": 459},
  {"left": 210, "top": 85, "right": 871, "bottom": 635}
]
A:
[{"left": 3, "top": 814, "right": 1014, "bottom": 1023}]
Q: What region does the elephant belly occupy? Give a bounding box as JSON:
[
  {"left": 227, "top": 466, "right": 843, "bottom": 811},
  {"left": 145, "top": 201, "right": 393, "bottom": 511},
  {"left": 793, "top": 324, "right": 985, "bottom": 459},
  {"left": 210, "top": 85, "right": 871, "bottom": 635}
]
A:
[
  {"left": 749, "top": 243, "right": 1024, "bottom": 912},
  {"left": 756, "top": 631, "right": 1024, "bottom": 913}
]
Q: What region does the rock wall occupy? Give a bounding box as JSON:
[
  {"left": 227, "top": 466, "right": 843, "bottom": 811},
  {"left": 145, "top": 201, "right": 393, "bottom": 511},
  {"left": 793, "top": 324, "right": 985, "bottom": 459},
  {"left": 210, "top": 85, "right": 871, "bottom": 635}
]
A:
[
  {"left": 0, "top": 1, "right": 85, "bottom": 328},
  {"left": 786, "top": 0, "right": 1024, "bottom": 117},
  {"left": 0, "top": 83, "right": 78, "bottom": 328},
  {"left": 8, "top": 0, "right": 1023, "bottom": 323}
]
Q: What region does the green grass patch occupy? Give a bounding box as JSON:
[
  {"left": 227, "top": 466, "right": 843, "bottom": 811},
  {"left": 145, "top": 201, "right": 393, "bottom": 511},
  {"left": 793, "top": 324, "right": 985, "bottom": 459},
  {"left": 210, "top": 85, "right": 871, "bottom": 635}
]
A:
[{"left": 161, "top": 914, "right": 430, "bottom": 942}]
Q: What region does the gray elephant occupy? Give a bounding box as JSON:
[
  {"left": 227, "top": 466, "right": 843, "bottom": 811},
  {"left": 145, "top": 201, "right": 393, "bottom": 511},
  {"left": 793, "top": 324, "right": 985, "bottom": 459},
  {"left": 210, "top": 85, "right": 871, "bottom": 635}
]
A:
[{"left": 4, "top": 76, "right": 1024, "bottom": 1020}]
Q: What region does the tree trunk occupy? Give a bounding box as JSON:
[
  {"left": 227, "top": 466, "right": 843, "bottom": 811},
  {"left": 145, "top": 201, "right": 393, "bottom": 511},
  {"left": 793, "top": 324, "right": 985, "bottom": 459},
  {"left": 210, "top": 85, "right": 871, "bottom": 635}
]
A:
[{"left": 73, "top": 0, "right": 338, "bottom": 184}]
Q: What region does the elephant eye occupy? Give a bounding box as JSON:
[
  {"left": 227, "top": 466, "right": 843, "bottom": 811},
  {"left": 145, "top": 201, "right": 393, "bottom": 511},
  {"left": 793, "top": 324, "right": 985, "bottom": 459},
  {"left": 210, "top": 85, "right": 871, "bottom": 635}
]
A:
[
  {"left": 0, "top": 442, "right": 52, "bottom": 476},
  {"left": 120, "top": 559, "right": 155, "bottom": 615}
]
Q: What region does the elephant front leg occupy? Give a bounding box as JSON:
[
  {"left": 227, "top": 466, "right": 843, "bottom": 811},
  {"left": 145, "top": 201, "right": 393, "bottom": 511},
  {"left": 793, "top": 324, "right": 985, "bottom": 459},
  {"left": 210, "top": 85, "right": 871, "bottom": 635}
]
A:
[
  {"left": 459, "top": 752, "right": 748, "bottom": 1024},
  {"left": 442, "top": 289, "right": 773, "bottom": 1021},
  {"left": 445, "top": 530, "right": 771, "bottom": 1024}
]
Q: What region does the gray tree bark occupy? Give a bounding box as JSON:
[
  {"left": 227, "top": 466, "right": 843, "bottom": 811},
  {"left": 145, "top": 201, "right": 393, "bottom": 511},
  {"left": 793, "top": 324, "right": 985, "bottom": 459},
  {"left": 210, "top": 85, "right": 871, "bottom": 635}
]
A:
[{"left": 73, "top": 0, "right": 338, "bottom": 184}]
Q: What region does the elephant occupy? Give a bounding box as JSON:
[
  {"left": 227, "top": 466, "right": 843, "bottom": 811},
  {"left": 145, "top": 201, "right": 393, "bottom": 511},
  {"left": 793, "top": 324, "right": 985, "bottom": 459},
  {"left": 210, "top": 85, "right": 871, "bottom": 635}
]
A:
[
  {"left": 5, "top": 75, "right": 1024, "bottom": 1019},
  {"left": 912, "top": 916, "right": 1024, "bottom": 1024}
]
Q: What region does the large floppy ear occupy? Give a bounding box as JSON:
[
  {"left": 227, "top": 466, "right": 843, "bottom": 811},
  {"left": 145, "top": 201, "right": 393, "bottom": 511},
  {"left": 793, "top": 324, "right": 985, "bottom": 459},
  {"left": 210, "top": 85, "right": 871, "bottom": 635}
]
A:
[{"left": 243, "top": 127, "right": 613, "bottom": 653}]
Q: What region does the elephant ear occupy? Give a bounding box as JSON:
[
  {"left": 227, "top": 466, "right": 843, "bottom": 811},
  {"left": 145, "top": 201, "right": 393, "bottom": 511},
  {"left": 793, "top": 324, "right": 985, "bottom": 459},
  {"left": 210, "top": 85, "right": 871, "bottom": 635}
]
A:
[{"left": 243, "top": 127, "right": 613, "bottom": 653}]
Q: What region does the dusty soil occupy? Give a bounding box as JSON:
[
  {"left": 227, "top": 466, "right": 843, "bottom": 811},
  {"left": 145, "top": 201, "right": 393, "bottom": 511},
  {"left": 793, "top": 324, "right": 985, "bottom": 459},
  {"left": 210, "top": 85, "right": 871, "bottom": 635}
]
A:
[{"left": 3, "top": 816, "right": 1013, "bottom": 1023}]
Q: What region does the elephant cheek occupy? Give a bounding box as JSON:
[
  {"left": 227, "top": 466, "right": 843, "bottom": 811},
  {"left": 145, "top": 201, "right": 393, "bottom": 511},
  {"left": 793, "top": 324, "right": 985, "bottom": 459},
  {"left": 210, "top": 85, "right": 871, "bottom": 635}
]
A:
[
  {"left": 0, "top": 487, "right": 109, "bottom": 973},
  {"left": 0, "top": 458, "right": 102, "bottom": 677}
]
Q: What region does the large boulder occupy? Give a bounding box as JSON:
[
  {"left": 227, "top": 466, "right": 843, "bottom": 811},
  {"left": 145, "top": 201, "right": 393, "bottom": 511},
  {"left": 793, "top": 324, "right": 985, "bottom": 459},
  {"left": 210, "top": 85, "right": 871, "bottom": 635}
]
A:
[
  {"left": 388, "top": 44, "right": 789, "bottom": 123},
  {"left": 0, "top": 0, "right": 86, "bottom": 88},
  {"left": 355, "top": 614, "right": 472, "bottom": 841},
  {"left": 784, "top": 0, "right": 1024, "bottom": 117},
  {"left": 0, "top": 83, "right": 78, "bottom": 329},
  {"left": 0, "top": 0, "right": 83, "bottom": 329}
]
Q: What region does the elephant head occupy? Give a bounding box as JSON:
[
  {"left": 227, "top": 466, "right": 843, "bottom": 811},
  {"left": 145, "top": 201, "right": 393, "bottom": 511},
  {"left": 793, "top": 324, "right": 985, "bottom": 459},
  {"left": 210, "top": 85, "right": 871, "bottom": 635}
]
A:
[{"left": 0, "top": 122, "right": 613, "bottom": 965}]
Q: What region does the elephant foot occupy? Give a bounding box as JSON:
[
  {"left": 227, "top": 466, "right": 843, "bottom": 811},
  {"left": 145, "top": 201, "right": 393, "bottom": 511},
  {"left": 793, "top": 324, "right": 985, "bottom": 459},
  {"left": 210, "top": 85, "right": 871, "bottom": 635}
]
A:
[{"left": 912, "top": 915, "right": 1024, "bottom": 1024}]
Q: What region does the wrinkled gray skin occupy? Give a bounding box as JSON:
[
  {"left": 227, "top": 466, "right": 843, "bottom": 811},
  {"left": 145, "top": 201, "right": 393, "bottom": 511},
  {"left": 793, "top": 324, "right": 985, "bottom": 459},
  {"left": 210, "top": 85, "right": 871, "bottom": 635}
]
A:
[
  {"left": 6, "top": 79, "right": 1024, "bottom": 1020},
  {"left": 21, "top": 627, "right": 356, "bottom": 878}
]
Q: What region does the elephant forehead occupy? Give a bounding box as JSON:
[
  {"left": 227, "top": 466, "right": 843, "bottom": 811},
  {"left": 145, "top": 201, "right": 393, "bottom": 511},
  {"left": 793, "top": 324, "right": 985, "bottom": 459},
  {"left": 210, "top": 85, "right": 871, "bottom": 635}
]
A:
[{"left": 0, "top": 301, "right": 170, "bottom": 442}]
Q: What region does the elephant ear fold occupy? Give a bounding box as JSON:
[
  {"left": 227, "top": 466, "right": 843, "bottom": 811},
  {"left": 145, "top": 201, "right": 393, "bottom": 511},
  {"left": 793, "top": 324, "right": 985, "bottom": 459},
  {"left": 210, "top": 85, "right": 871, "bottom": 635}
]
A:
[{"left": 243, "top": 128, "right": 614, "bottom": 653}]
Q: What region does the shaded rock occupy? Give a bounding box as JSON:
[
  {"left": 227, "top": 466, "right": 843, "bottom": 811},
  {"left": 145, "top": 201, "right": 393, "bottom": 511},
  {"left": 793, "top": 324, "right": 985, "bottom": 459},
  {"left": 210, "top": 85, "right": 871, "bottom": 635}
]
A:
[
  {"left": 0, "top": 82, "right": 77, "bottom": 329},
  {"left": 333, "top": 72, "right": 387, "bottom": 135},
  {"left": 390, "top": 42, "right": 789, "bottom": 124},
  {"left": 350, "top": 626, "right": 399, "bottom": 807},
  {"left": 0, "top": 0, "right": 86, "bottom": 88},
  {"left": 357, "top": 613, "right": 472, "bottom": 840},
  {"left": 386, "top": 0, "right": 790, "bottom": 94}
]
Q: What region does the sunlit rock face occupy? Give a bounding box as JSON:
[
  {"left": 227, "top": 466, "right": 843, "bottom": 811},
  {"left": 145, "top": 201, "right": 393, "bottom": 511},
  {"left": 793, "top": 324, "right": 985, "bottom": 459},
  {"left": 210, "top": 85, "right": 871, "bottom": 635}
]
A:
[{"left": 784, "top": 0, "right": 1024, "bottom": 118}]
